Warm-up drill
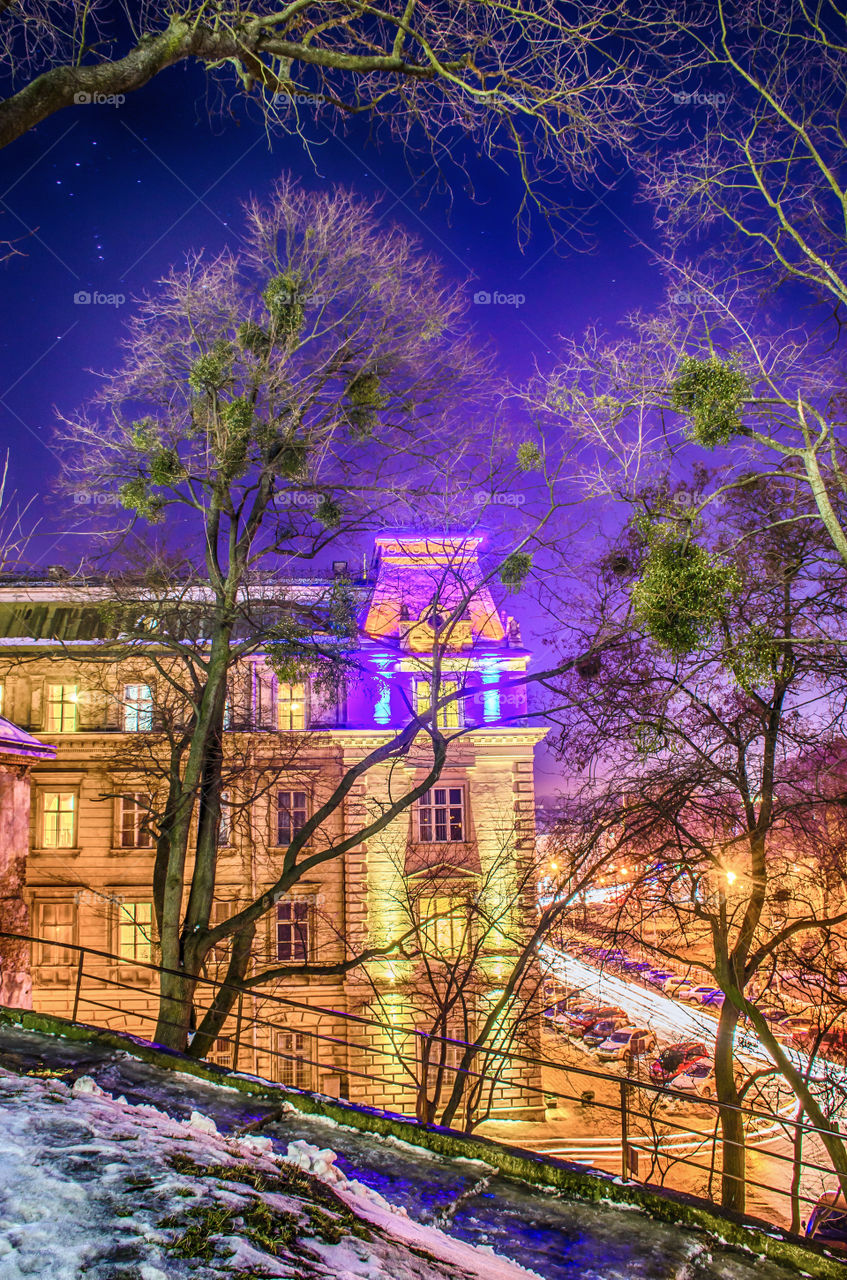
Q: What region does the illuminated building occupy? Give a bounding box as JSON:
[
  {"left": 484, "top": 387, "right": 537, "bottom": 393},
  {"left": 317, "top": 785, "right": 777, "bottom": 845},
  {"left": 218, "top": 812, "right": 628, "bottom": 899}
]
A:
[{"left": 0, "top": 536, "right": 546, "bottom": 1118}]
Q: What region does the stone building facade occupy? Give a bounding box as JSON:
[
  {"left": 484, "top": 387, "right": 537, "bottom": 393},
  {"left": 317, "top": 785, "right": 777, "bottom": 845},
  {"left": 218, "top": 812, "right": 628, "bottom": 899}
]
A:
[
  {"left": 0, "top": 718, "right": 55, "bottom": 1007},
  {"left": 0, "top": 536, "right": 546, "bottom": 1119}
]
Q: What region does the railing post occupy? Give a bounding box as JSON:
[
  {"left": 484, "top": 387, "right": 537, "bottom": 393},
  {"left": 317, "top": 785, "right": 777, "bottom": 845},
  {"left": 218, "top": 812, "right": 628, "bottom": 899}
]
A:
[
  {"left": 71, "top": 949, "right": 85, "bottom": 1024},
  {"left": 619, "top": 1078, "right": 629, "bottom": 1182},
  {"left": 232, "top": 993, "right": 244, "bottom": 1073}
]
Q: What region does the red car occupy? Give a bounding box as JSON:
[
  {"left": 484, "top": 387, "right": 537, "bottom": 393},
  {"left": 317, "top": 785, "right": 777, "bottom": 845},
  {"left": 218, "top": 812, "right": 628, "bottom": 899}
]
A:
[
  {"left": 565, "top": 1006, "right": 625, "bottom": 1033},
  {"left": 650, "top": 1041, "right": 710, "bottom": 1083}
]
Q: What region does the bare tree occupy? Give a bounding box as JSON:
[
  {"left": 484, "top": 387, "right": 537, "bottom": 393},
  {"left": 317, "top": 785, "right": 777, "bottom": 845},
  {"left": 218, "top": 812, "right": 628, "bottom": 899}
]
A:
[
  {"left": 53, "top": 177, "right": 506, "bottom": 1053},
  {"left": 0, "top": 0, "right": 654, "bottom": 221},
  {"left": 538, "top": 474, "right": 847, "bottom": 1213}
]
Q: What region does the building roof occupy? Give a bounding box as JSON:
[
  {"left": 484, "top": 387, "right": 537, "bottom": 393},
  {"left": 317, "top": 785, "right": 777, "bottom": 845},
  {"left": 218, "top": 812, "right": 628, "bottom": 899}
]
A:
[{"left": 0, "top": 717, "right": 56, "bottom": 760}]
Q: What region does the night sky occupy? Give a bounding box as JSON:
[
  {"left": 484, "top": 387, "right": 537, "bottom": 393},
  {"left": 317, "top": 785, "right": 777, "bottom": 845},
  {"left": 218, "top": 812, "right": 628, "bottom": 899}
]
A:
[{"left": 0, "top": 60, "right": 661, "bottom": 571}]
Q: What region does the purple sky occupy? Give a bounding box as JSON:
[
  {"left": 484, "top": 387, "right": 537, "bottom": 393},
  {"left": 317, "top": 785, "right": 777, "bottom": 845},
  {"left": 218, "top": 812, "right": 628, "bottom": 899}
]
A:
[
  {"left": 0, "top": 62, "right": 661, "bottom": 565},
  {"left": 0, "top": 62, "right": 666, "bottom": 800}
]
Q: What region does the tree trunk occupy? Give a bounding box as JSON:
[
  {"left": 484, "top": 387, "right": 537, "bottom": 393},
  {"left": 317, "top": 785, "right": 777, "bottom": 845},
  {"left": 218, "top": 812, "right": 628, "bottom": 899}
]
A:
[
  {"left": 187, "top": 922, "right": 256, "bottom": 1060},
  {"left": 714, "top": 998, "right": 746, "bottom": 1213},
  {"left": 153, "top": 967, "right": 196, "bottom": 1051},
  {"left": 790, "top": 1104, "right": 805, "bottom": 1236}
]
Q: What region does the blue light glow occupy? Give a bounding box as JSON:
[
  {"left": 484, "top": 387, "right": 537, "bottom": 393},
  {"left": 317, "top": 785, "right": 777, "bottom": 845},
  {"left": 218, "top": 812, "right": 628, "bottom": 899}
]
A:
[
  {"left": 481, "top": 671, "right": 500, "bottom": 722},
  {"left": 375, "top": 680, "right": 392, "bottom": 725}
]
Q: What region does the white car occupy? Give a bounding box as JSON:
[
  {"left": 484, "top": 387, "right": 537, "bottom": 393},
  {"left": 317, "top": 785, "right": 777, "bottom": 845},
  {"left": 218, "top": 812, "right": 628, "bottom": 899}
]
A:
[
  {"left": 664, "top": 977, "right": 696, "bottom": 996},
  {"left": 684, "top": 984, "right": 722, "bottom": 1004},
  {"left": 674, "top": 1060, "right": 716, "bottom": 1098},
  {"left": 596, "top": 1027, "right": 656, "bottom": 1061}
]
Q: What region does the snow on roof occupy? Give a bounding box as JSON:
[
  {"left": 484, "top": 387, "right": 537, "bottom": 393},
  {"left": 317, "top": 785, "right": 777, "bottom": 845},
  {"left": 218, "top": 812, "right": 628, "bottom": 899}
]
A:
[{"left": 0, "top": 717, "right": 55, "bottom": 760}]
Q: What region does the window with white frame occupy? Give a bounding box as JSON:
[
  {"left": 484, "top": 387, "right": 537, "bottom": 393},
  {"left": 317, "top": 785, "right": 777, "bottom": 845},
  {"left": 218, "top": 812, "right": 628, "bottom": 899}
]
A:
[
  {"left": 273, "top": 1029, "right": 312, "bottom": 1089},
  {"left": 218, "top": 790, "right": 232, "bottom": 846},
  {"left": 415, "top": 676, "right": 460, "bottom": 730},
  {"left": 33, "top": 900, "right": 75, "bottom": 964},
  {"left": 45, "top": 683, "right": 77, "bottom": 733},
  {"left": 417, "top": 786, "right": 465, "bottom": 842},
  {"left": 119, "top": 793, "right": 153, "bottom": 848},
  {"left": 276, "top": 898, "right": 312, "bottom": 961},
  {"left": 123, "top": 683, "right": 153, "bottom": 732},
  {"left": 42, "top": 791, "right": 76, "bottom": 848},
  {"left": 116, "top": 901, "right": 153, "bottom": 962},
  {"left": 277, "top": 789, "right": 308, "bottom": 846},
  {"left": 277, "top": 681, "right": 306, "bottom": 730}
]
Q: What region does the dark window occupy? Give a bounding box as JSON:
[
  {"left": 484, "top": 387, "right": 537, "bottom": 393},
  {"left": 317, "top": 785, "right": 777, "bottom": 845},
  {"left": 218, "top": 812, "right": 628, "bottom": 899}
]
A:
[
  {"left": 276, "top": 899, "right": 311, "bottom": 961},
  {"left": 277, "top": 790, "right": 307, "bottom": 846},
  {"left": 418, "top": 787, "right": 465, "bottom": 842}
]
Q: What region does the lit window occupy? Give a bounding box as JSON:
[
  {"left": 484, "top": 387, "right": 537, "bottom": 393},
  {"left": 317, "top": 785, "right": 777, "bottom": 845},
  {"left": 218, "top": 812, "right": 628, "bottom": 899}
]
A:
[
  {"left": 417, "top": 787, "right": 465, "bottom": 842},
  {"left": 123, "top": 684, "right": 153, "bottom": 732},
  {"left": 119, "top": 793, "right": 152, "bottom": 848},
  {"left": 45, "top": 684, "right": 77, "bottom": 733},
  {"left": 117, "top": 901, "right": 153, "bottom": 962},
  {"left": 420, "top": 1022, "right": 472, "bottom": 1078},
  {"left": 277, "top": 790, "right": 308, "bottom": 846},
  {"left": 277, "top": 681, "right": 306, "bottom": 730},
  {"left": 274, "top": 1029, "right": 312, "bottom": 1089},
  {"left": 419, "top": 895, "right": 467, "bottom": 956},
  {"left": 34, "top": 901, "right": 75, "bottom": 964},
  {"left": 415, "top": 677, "right": 460, "bottom": 729},
  {"left": 43, "top": 792, "right": 76, "bottom": 848},
  {"left": 276, "top": 899, "right": 311, "bottom": 961},
  {"left": 0, "top": 683, "right": 4, "bottom": 717}
]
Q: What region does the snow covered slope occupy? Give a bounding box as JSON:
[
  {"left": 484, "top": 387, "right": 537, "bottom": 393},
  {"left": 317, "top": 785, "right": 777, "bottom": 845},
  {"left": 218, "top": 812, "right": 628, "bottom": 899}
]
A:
[{"left": 0, "top": 1065, "right": 540, "bottom": 1279}]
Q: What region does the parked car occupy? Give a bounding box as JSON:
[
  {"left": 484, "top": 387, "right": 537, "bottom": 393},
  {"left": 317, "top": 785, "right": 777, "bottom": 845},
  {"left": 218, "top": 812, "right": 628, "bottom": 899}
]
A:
[
  {"left": 583, "top": 1014, "right": 631, "bottom": 1048},
  {"left": 664, "top": 978, "right": 697, "bottom": 998},
  {"left": 702, "top": 990, "right": 725, "bottom": 1008},
  {"left": 596, "top": 1027, "right": 657, "bottom": 1062},
  {"left": 674, "top": 1060, "right": 717, "bottom": 1098},
  {"left": 774, "top": 1014, "right": 816, "bottom": 1045},
  {"left": 650, "top": 1041, "right": 710, "bottom": 1083},
  {"left": 805, "top": 1190, "right": 847, "bottom": 1255},
  {"left": 574, "top": 1008, "right": 627, "bottom": 1037},
  {"left": 565, "top": 1005, "right": 624, "bottom": 1030},
  {"left": 647, "top": 970, "right": 676, "bottom": 986},
  {"left": 684, "top": 985, "right": 723, "bottom": 1004}
]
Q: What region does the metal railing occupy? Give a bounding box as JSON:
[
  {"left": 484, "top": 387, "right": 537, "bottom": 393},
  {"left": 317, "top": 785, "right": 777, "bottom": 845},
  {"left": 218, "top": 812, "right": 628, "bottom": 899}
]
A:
[{"left": 4, "top": 929, "right": 846, "bottom": 1239}]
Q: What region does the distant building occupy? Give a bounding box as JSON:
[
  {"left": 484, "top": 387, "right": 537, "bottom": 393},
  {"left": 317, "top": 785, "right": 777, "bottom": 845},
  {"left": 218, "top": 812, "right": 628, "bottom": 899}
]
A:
[
  {"left": 0, "top": 536, "right": 546, "bottom": 1119},
  {"left": 0, "top": 717, "right": 55, "bottom": 1006}
]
